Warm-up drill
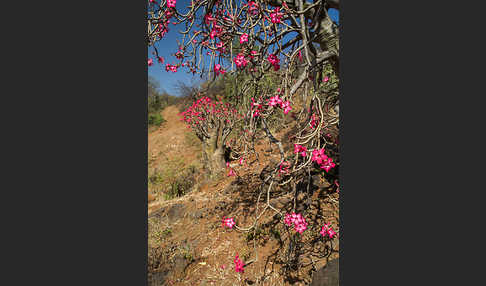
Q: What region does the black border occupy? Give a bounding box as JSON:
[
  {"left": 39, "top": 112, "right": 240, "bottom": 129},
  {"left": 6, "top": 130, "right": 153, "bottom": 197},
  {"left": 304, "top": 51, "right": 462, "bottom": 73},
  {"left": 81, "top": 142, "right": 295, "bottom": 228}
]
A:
[{"left": 7, "top": 1, "right": 148, "bottom": 285}]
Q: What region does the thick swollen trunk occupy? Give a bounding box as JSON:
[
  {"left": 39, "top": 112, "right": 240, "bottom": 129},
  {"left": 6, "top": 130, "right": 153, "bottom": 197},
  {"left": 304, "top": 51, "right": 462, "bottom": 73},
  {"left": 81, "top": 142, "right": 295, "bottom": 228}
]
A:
[{"left": 202, "top": 125, "right": 226, "bottom": 179}]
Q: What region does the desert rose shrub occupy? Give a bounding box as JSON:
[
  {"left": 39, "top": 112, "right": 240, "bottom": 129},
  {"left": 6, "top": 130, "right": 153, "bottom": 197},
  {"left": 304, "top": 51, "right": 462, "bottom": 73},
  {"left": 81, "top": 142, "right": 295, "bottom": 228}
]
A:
[{"left": 180, "top": 96, "right": 241, "bottom": 177}]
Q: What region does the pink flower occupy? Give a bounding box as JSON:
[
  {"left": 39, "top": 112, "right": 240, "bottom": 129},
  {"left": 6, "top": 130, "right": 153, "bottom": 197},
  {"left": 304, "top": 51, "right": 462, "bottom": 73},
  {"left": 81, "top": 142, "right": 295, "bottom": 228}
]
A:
[
  {"left": 320, "top": 157, "right": 336, "bottom": 172},
  {"left": 239, "top": 33, "right": 249, "bottom": 44},
  {"left": 222, "top": 217, "right": 236, "bottom": 228},
  {"left": 320, "top": 223, "right": 337, "bottom": 239},
  {"left": 295, "top": 222, "right": 307, "bottom": 234},
  {"left": 270, "top": 7, "right": 283, "bottom": 24},
  {"left": 281, "top": 101, "right": 292, "bottom": 114},
  {"left": 205, "top": 13, "right": 215, "bottom": 25},
  {"left": 248, "top": 1, "right": 259, "bottom": 15},
  {"left": 267, "top": 54, "right": 279, "bottom": 66},
  {"left": 167, "top": 0, "right": 176, "bottom": 8},
  {"left": 311, "top": 148, "right": 328, "bottom": 165},
  {"left": 165, "top": 64, "right": 171, "bottom": 72},
  {"left": 148, "top": 58, "right": 153, "bottom": 66},
  {"left": 209, "top": 25, "right": 223, "bottom": 39},
  {"left": 216, "top": 42, "right": 226, "bottom": 53},
  {"left": 284, "top": 212, "right": 308, "bottom": 233},
  {"left": 169, "top": 65, "right": 178, "bottom": 72},
  {"left": 214, "top": 64, "right": 226, "bottom": 76},
  {"left": 293, "top": 144, "right": 307, "bottom": 157},
  {"left": 228, "top": 168, "right": 236, "bottom": 176},
  {"left": 293, "top": 144, "right": 300, "bottom": 154},
  {"left": 323, "top": 76, "right": 329, "bottom": 82},
  {"left": 234, "top": 254, "right": 245, "bottom": 273},
  {"left": 239, "top": 157, "right": 245, "bottom": 165},
  {"left": 320, "top": 223, "right": 330, "bottom": 236},
  {"left": 175, "top": 51, "right": 184, "bottom": 59},
  {"left": 284, "top": 213, "right": 295, "bottom": 226},
  {"left": 234, "top": 53, "right": 248, "bottom": 68},
  {"left": 157, "top": 56, "right": 164, "bottom": 63},
  {"left": 328, "top": 228, "right": 337, "bottom": 239},
  {"left": 268, "top": 95, "right": 282, "bottom": 107},
  {"left": 310, "top": 113, "right": 319, "bottom": 129},
  {"left": 278, "top": 161, "right": 290, "bottom": 175}
]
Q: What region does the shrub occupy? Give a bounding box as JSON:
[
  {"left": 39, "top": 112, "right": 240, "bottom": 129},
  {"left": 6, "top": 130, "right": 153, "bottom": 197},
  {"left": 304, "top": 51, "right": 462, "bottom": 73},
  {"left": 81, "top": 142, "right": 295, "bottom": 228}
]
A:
[
  {"left": 148, "top": 113, "right": 165, "bottom": 126},
  {"left": 164, "top": 165, "right": 197, "bottom": 200}
]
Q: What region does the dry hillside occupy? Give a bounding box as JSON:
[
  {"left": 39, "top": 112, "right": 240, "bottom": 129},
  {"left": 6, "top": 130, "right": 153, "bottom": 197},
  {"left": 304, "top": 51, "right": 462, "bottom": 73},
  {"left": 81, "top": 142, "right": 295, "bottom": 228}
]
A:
[{"left": 148, "top": 105, "right": 340, "bottom": 286}]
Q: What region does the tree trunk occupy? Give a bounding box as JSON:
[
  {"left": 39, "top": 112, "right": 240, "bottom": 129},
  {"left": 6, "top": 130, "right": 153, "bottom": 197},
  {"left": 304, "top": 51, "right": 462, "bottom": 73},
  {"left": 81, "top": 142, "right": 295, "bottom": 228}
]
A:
[{"left": 201, "top": 123, "right": 226, "bottom": 179}]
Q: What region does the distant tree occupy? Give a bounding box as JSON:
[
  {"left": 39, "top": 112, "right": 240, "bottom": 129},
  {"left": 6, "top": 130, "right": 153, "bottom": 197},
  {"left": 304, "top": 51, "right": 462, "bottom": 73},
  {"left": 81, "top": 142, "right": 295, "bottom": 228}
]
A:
[{"left": 175, "top": 80, "right": 199, "bottom": 100}]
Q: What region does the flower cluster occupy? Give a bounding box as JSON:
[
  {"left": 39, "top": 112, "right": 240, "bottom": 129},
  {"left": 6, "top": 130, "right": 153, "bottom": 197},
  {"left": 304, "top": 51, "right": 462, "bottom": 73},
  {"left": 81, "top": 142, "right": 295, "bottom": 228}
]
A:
[
  {"left": 205, "top": 13, "right": 215, "bottom": 25},
  {"left": 268, "top": 94, "right": 282, "bottom": 107},
  {"left": 175, "top": 50, "right": 184, "bottom": 60},
  {"left": 210, "top": 24, "right": 223, "bottom": 39},
  {"left": 222, "top": 216, "right": 236, "bottom": 229},
  {"left": 284, "top": 212, "right": 308, "bottom": 234},
  {"left": 165, "top": 64, "right": 178, "bottom": 72},
  {"left": 293, "top": 144, "right": 307, "bottom": 157},
  {"left": 214, "top": 64, "right": 226, "bottom": 76},
  {"left": 266, "top": 92, "right": 292, "bottom": 115},
  {"left": 267, "top": 54, "right": 280, "bottom": 71},
  {"left": 270, "top": 7, "right": 283, "bottom": 24},
  {"left": 240, "top": 33, "right": 249, "bottom": 44},
  {"left": 234, "top": 254, "right": 244, "bottom": 273},
  {"left": 204, "top": 12, "right": 227, "bottom": 40},
  {"left": 311, "top": 148, "right": 336, "bottom": 172},
  {"left": 320, "top": 223, "right": 337, "bottom": 239},
  {"left": 278, "top": 161, "right": 290, "bottom": 176},
  {"left": 148, "top": 58, "right": 153, "bottom": 66},
  {"left": 250, "top": 97, "right": 264, "bottom": 117},
  {"left": 234, "top": 53, "right": 248, "bottom": 68},
  {"left": 247, "top": 1, "right": 259, "bottom": 15},
  {"left": 180, "top": 96, "right": 238, "bottom": 128}
]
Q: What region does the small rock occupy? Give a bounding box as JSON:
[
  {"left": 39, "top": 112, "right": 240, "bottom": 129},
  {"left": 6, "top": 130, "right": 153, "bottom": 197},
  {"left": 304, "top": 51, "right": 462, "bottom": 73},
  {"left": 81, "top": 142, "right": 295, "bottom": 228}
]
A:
[
  {"left": 310, "top": 258, "right": 339, "bottom": 286},
  {"left": 167, "top": 204, "right": 186, "bottom": 223},
  {"left": 147, "top": 269, "right": 168, "bottom": 286},
  {"left": 172, "top": 255, "right": 190, "bottom": 277}
]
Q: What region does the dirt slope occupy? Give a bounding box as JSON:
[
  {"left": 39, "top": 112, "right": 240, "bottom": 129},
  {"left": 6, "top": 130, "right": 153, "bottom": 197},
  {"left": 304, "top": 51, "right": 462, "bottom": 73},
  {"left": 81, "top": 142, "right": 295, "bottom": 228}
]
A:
[
  {"left": 148, "top": 105, "right": 340, "bottom": 286},
  {"left": 148, "top": 105, "right": 199, "bottom": 172},
  {"left": 148, "top": 105, "right": 202, "bottom": 212}
]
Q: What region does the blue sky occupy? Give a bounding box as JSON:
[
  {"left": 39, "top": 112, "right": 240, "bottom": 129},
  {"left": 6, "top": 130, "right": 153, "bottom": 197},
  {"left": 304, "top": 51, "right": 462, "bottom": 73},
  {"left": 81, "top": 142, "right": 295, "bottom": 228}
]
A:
[{"left": 148, "top": 1, "right": 339, "bottom": 96}]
